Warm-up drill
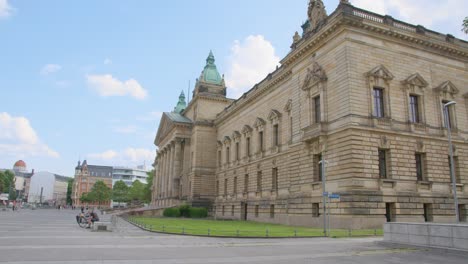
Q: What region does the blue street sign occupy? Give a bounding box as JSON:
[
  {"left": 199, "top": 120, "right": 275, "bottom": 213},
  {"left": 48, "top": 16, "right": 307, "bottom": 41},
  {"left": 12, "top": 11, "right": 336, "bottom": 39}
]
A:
[
  {"left": 328, "top": 193, "right": 340, "bottom": 199},
  {"left": 322, "top": 192, "right": 328, "bottom": 197}
]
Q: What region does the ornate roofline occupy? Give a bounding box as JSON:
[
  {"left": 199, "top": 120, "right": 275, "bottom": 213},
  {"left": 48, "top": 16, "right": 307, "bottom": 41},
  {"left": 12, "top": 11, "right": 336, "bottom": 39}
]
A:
[{"left": 282, "top": 3, "right": 468, "bottom": 67}]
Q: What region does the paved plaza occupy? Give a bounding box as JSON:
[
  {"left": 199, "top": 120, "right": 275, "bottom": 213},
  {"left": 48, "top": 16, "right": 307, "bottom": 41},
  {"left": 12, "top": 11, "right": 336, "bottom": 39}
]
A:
[{"left": 0, "top": 209, "right": 466, "bottom": 263}]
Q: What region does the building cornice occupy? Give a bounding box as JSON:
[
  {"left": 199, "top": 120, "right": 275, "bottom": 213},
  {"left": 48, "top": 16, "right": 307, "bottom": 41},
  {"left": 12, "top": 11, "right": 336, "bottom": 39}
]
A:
[{"left": 283, "top": 4, "right": 468, "bottom": 67}]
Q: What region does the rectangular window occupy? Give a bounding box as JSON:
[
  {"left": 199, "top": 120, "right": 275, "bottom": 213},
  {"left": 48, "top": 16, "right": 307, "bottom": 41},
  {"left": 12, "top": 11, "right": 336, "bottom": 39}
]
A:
[
  {"left": 459, "top": 204, "right": 467, "bottom": 222},
  {"left": 232, "top": 205, "right": 235, "bottom": 216},
  {"left": 257, "top": 171, "right": 262, "bottom": 192},
  {"left": 224, "top": 178, "right": 228, "bottom": 195},
  {"left": 448, "top": 156, "right": 461, "bottom": 183},
  {"left": 378, "top": 149, "right": 388, "bottom": 179},
  {"left": 289, "top": 116, "right": 293, "bottom": 141},
  {"left": 385, "top": 203, "right": 395, "bottom": 222},
  {"left": 409, "top": 95, "right": 420, "bottom": 123},
  {"left": 415, "top": 153, "right": 425, "bottom": 181},
  {"left": 423, "top": 204, "right": 433, "bottom": 222},
  {"left": 255, "top": 205, "right": 259, "bottom": 217},
  {"left": 259, "top": 131, "right": 264, "bottom": 152},
  {"left": 272, "top": 168, "right": 278, "bottom": 192},
  {"left": 222, "top": 206, "right": 225, "bottom": 216},
  {"left": 226, "top": 147, "right": 230, "bottom": 164},
  {"left": 235, "top": 142, "right": 239, "bottom": 161},
  {"left": 312, "top": 203, "right": 319, "bottom": 217},
  {"left": 270, "top": 205, "right": 275, "bottom": 218},
  {"left": 442, "top": 100, "right": 455, "bottom": 129},
  {"left": 246, "top": 137, "right": 251, "bottom": 157},
  {"left": 273, "top": 124, "right": 279, "bottom": 147},
  {"left": 216, "top": 180, "right": 219, "bottom": 196},
  {"left": 314, "top": 96, "right": 321, "bottom": 123},
  {"left": 234, "top": 176, "right": 238, "bottom": 194},
  {"left": 244, "top": 174, "right": 249, "bottom": 193},
  {"left": 314, "top": 154, "right": 323, "bottom": 182},
  {"left": 373, "top": 88, "right": 385, "bottom": 118},
  {"left": 218, "top": 150, "right": 221, "bottom": 167}
]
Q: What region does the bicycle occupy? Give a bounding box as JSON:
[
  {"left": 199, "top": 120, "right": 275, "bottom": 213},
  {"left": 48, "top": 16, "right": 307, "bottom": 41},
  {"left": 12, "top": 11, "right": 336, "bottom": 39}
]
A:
[{"left": 76, "top": 212, "right": 89, "bottom": 228}]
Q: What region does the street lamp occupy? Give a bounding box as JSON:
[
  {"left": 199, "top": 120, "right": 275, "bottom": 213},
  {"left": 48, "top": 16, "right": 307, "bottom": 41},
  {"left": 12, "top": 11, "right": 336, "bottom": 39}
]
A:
[{"left": 443, "top": 101, "right": 459, "bottom": 223}]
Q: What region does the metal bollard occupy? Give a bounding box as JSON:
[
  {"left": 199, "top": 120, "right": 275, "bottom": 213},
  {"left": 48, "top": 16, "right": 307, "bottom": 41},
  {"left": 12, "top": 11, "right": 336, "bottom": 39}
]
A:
[
  {"left": 374, "top": 229, "right": 377, "bottom": 236},
  {"left": 208, "top": 228, "right": 210, "bottom": 236},
  {"left": 294, "top": 229, "right": 297, "bottom": 237}
]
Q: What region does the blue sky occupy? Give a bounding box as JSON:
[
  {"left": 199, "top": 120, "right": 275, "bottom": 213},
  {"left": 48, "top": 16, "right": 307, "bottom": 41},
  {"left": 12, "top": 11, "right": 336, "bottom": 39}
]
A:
[{"left": 1, "top": 0, "right": 466, "bottom": 176}]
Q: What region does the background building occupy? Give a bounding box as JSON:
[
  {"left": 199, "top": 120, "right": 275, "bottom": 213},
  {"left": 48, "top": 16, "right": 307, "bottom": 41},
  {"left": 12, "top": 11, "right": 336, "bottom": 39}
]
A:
[
  {"left": 28, "top": 171, "right": 71, "bottom": 205},
  {"left": 72, "top": 160, "right": 113, "bottom": 207},
  {"left": 112, "top": 165, "right": 149, "bottom": 187},
  {"left": 8, "top": 160, "right": 34, "bottom": 201},
  {"left": 152, "top": 0, "right": 468, "bottom": 228}
]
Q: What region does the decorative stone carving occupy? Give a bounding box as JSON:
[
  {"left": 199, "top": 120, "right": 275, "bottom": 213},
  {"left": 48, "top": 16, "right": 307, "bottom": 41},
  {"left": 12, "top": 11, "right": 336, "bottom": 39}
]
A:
[
  {"left": 253, "top": 117, "right": 266, "bottom": 129},
  {"left": 284, "top": 99, "right": 292, "bottom": 113},
  {"left": 241, "top": 125, "right": 253, "bottom": 134},
  {"left": 379, "top": 135, "right": 390, "bottom": 149},
  {"left": 307, "top": 0, "right": 328, "bottom": 31},
  {"left": 292, "top": 31, "right": 301, "bottom": 43},
  {"left": 223, "top": 136, "right": 231, "bottom": 145},
  {"left": 268, "top": 109, "right": 282, "bottom": 122},
  {"left": 402, "top": 73, "right": 428, "bottom": 91},
  {"left": 367, "top": 65, "right": 394, "bottom": 82},
  {"left": 433, "top": 81, "right": 459, "bottom": 98},
  {"left": 302, "top": 61, "right": 327, "bottom": 90},
  {"left": 416, "top": 140, "right": 425, "bottom": 152},
  {"left": 232, "top": 131, "right": 241, "bottom": 140}
]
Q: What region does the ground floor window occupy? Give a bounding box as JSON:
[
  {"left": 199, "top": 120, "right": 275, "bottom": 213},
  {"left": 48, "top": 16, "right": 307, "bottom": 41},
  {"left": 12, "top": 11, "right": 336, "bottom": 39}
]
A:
[
  {"left": 255, "top": 205, "right": 259, "bottom": 217},
  {"left": 385, "top": 203, "right": 395, "bottom": 222},
  {"left": 312, "top": 203, "right": 319, "bottom": 217},
  {"left": 270, "top": 205, "right": 275, "bottom": 218},
  {"left": 423, "top": 203, "right": 433, "bottom": 222},
  {"left": 459, "top": 204, "right": 467, "bottom": 222}
]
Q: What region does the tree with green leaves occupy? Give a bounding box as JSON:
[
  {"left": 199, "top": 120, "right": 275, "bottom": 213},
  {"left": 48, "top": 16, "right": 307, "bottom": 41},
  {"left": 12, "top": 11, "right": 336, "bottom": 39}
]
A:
[
  {"left": 66, "top": 179, "right": 74, "bottom": 205},
  {"left": 463, "top": 17, "right": 468, "bottom": 34},
  {"left": 0, "top": 170, "right": 16, "bottom": 198},
  {"left": 128, "top": 180, "right": 146, "bottom": 205},
  {"left": 112, "top": 180, "right": 129, "bottom": 207},
  {"left": 80, "top": 192, "right": 91, "bottom": 204},
  {"left": 143, "top": 170, "right": 154, "bottom": 203},
  {"left": 89, "top": 180, "right": 112, "bottom": 207}
]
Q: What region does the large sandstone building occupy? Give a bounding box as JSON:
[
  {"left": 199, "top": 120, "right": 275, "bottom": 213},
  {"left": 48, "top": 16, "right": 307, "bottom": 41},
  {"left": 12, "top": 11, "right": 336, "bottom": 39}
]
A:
[
  {"left": 152, "top": 0, "right": 468, "bottom": 228},
  {"left": 72, "top": 160, "right": 113, "bottom": 207}
]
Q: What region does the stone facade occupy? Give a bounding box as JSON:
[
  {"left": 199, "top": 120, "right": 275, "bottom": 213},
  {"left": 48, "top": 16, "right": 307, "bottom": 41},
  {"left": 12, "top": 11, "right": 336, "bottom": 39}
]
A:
[{"left": 152, "top": 1, "right": 468, "bottom": 228}]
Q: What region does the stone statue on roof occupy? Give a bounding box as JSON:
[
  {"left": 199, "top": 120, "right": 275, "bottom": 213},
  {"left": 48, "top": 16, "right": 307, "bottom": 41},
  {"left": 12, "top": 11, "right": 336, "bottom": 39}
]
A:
[{"left": 307, "top": 0, "right": 328, "bottom": 31}]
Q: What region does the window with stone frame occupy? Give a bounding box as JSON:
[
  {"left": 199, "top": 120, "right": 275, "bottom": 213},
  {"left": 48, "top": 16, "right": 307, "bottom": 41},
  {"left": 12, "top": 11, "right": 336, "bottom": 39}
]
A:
[
  {"left": 217, "top": 150, "right": 222, "bottom": 167},
  {"left": 246, "top": 137, "right": 251, "bottom": 157},
  {"left": 367, "top": 65, "right": 394, "bottom": 120},
  {"left": 373, "top": 87, "right": 385, "bottom": 118},
  {"left": 224, "top": 178, "right": 228, "bottom": 196},
  {"left": 415, "top": 153, "right": 426, "bottom": 181},
  {"left": 272, "top": 167, "right": 278, "bottom": 192},
  {"left": 257, "top": 171, "right": 262, "bottom": 192},
  {"left": 313, "top": 95, "right": 321, "bottom": 123},
  {"left": 314, "top": 154, "right": 323, "bottom": 182},
  {"left": 312, "top": 203, "right": 319, "bottom": 217},
  {"left": 378, "top": 149, "right": 389, "bottom": 179},
  {"left": 423, "top": 203, "right": 433, "bottom": 222},
  {"left": 442, "top": 100, "right": 456, "bottom": 129},
  {"left": 273, "top": 124, "right": 279, "bottom": 147},
  {"left": 459, "top": 204, "right": 467, "bottom": 222},
  {"left": 253, "top": 118, "right": 266, "bottom": 154},
  {"left": 244, "top": 174, "right": 249, "bottom": 193},
  {"left": 255, "top": 205, "right": 259, "bottom": 217},
  {"left": 409, "top": 95, "right": 421, "bottom": 123},
  {"left": 232, "top": 205, "right": 235, "bottom": 216},
  {"left": 233, "top": 176, "right": 238, "bottom": 194},
  {"left": 268, "top": 110, "right": 282, "bottom": 150},
  {"left": 270, "top": 204, "right": 275, "bottom": 218},
  {"left": 226, "top": 147, "right": 230, "bottom": 165},
  {"left": 216, "top": 180, "right": 219, "bottom": 196},
  {"left": 448, "top": 155, "right": 461, "bottom": 183},
  {"left": 222, "top": 206, "right": 225, "bottom": 216},
  {"left": 242, "top": 125, "right": 253, "bottom": 159},
  {"left": 235, "top": 142, "right": 240, "bottom": 161}
]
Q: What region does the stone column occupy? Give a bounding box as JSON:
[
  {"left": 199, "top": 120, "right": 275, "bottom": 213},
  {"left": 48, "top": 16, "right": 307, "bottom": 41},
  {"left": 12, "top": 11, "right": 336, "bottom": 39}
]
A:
[
  {"left": 161, "top": 149, "right": 167, "bottom": 199},
  {"left": 173, "top": 138, "right": 183, "bottom": 198}
]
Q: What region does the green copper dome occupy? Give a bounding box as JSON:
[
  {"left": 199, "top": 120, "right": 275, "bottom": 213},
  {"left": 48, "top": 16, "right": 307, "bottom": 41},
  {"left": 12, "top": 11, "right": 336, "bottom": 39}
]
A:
[
  {"left": 173, "top": 91, "right": 187, "bottom": 113},
  {"left": 202, "top": 50, "right": 223, "bottom": 85}
]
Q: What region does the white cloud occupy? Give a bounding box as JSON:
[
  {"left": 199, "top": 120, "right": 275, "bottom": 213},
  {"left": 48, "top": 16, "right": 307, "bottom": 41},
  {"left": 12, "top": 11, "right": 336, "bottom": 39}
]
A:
[
  {"left": 0, "top": 112, "right": 59, "bottom": 158},
  {"left": 225, "top": 35, "right": 280, "bottom": 98},
  {"left": 351, "top": 0, "right": 467, "bottom": 38},
  {"left": 86, "top": 74, "right": 148, "bottom": 100},
  {"left": 88, "top": 148, "right": 155, "bottom": 166},
  {"left": 40, "top": 64, "right": 62, "bottom": 75},
  {"left": 0, "top": 0, "right": 13, "bottom": 19},
  {"left": 104, "top": 58, "right": 112, "bottom": 65}
]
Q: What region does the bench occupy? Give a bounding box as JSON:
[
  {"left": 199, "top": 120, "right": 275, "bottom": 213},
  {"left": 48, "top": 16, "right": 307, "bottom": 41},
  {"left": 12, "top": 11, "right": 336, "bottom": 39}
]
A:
[{"left": 92, "top": 221, "right": 112, "bottom": 232}]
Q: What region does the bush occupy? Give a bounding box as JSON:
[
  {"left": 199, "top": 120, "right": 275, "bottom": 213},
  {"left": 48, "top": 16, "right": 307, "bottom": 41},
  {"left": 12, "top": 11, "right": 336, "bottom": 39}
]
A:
[
  {"left": 163, "top": 207, "right": 181, "bottom": 217},
  {"left": 189, "top": 207, "right": 208, "bottom": 218},
  {"left": 179, "top": 204, "right": 191, "bottom": 218}
]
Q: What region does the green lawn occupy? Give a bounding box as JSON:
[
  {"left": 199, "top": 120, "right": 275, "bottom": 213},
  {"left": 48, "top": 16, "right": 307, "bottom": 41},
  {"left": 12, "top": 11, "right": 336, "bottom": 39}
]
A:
[{"left": 127, "top": 217, "right": 383, "bottom": 238}]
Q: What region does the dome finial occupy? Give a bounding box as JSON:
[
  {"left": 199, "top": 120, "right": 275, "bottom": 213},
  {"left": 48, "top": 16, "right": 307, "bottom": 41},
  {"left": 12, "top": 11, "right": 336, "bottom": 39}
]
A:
[{"left": 173, "top": 90, "right": 187, "bottom": 113}]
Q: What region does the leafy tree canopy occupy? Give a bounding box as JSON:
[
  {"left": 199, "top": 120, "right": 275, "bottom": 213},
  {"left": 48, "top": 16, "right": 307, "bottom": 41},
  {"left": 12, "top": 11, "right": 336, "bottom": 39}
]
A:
[{"left": 112, "top": 180, "right": 129, "bottom": 203}]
